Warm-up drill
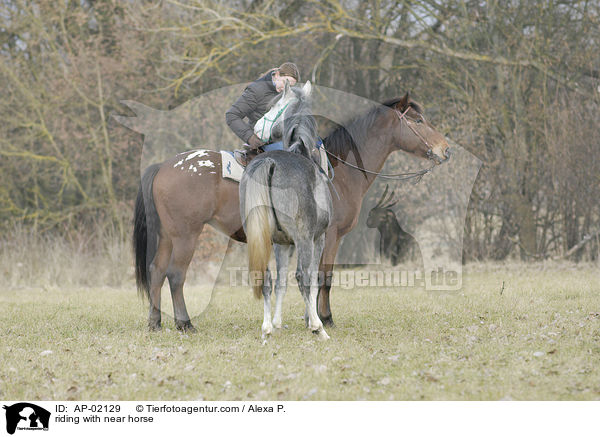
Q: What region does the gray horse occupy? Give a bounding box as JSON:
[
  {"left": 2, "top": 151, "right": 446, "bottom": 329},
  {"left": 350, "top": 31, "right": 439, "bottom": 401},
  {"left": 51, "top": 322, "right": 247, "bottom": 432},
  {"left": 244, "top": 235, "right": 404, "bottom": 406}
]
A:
[{"left": 240, "top": 82, "right": 332, "bottom": 340}]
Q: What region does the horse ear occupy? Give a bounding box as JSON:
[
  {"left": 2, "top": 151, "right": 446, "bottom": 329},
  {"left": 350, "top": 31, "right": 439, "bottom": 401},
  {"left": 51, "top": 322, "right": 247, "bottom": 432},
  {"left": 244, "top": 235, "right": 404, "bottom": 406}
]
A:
[
  {"left": 395, "top": 92, "right": 410, "bottom": 112},
  {"left": 303, "top": 80, "right": 312, "bottom": 96},
  {"left": 284, "top": 80, "right": 291, "bottom": 95}
]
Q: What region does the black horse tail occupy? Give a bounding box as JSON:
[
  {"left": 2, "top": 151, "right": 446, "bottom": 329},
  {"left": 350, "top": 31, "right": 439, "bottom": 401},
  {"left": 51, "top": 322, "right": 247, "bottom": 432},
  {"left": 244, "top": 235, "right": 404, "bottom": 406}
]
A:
[{"left": 133, "top": 164, "right": 162, "bottom": 300}]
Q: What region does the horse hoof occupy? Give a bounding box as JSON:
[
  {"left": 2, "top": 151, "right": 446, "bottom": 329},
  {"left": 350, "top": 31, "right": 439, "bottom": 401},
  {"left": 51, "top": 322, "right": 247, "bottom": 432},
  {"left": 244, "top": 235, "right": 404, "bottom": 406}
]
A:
[
  {"left": 261, "top": 330, "right": 272, "bottom": 343},
  {"left": 320, "top": 315, "right": 335, "bottom": 328},
  {"left": 262, "top": 321, "right": 273, "bottom": 338},
  {"left": 148, "top": 323, "right": 162, "bottom": 332},
  {"left": 313, "top": 329, "right": 330, "bottom": 341},
  {"left": 176, "top": 321, "right": 197, "bottom": 333}
]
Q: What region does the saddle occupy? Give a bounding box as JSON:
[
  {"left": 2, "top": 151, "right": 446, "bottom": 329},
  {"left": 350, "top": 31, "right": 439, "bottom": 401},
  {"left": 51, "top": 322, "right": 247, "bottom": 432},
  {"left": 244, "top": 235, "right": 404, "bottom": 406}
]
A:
[{"left": 227, "top": 140, "right": 331, "bottom": 181}]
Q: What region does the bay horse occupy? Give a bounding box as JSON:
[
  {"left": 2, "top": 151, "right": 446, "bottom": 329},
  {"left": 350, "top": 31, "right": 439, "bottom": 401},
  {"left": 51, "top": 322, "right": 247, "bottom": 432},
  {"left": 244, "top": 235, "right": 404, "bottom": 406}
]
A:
[
  {"left": 133, "top": 91, "right": 449, "bottom": 331},
  {"left": 241, "top": 82, "right": 331, "bottom": 340}
]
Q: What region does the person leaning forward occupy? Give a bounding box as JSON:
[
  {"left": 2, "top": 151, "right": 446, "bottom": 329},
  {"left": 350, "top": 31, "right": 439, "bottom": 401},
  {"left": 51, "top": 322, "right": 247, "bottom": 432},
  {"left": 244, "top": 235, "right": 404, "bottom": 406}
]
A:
[{"left": 226, "top": 62, "right": 300, "bottom": 167}]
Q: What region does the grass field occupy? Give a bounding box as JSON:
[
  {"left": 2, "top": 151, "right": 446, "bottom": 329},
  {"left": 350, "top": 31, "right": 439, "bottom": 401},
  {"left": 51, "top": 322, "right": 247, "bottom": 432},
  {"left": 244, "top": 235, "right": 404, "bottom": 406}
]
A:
[{"left": 1, "top": 262, "right": 599, "bottom": 400}]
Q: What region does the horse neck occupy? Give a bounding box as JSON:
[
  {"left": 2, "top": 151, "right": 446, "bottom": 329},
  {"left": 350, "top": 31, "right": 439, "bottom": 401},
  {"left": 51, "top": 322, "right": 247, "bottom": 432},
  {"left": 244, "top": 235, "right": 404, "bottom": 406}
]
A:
[{"left": 333, "top": 131, "right": 393, "bottom": 198}]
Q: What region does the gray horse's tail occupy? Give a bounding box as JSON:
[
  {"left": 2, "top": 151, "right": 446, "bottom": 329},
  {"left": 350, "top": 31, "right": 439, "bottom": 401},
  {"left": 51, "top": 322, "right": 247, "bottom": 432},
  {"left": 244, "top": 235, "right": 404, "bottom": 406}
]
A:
[
  {"left": 244, "top": 158, "right": 276, "bottom": 299},
  {"left": 133, "top": 164, "right": 162, "bottom": 300}
]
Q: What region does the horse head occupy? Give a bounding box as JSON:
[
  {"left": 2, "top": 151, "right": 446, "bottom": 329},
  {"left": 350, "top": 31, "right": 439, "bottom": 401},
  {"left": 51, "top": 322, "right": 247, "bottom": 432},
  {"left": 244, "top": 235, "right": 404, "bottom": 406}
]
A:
[
  {"left": 254, "top": 81, "right": 304, "bottom": 143},
  {"left": 389, "top": 92, "right": 450, "bottom": 165},
  {"left": 283, "top": 81, "right": 319, "bottom": 163}
]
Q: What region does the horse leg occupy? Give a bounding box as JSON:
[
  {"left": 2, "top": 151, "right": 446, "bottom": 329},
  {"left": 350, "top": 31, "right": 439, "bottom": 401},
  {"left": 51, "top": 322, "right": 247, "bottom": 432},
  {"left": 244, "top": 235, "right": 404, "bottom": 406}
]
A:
[
  {"left": 295, "top": 244, "right": 310, "bottom": 328},
  {"left": 317, "top": 229, "right": 341, "bottom": 327},
  {"left": 167, "top": 236, "right": 197, "bottom": 333},
  {"left": 147, "top": 235, "right": 172, "bottom": 331},
  {"left": 297, "top": 240, "right": 328, "bottom": 340},
  {"left": 311, "top": 234, "right": 329, "bottom": 339},
  {"left": 261, "top": 268, "right": 274, "bottom": 340},
  {"left": 272, "top": 244, "right": 293, "bottom": 329}
]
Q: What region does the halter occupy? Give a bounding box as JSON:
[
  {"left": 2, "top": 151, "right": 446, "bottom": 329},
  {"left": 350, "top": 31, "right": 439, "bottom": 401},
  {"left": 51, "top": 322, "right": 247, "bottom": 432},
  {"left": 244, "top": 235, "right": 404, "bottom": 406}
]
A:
[
  {"left": 258, "top": 101, "right": 291, "bottom": 143},
  {"left": 323, "top": 106, "right": 435, "bottom": 183}
]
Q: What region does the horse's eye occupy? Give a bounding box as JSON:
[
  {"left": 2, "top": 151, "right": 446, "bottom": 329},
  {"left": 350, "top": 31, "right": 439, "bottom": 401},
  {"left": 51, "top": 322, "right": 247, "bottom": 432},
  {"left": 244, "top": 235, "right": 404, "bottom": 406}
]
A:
[{"left": 416, "top": 117, "right": 423, "bottom": 124}]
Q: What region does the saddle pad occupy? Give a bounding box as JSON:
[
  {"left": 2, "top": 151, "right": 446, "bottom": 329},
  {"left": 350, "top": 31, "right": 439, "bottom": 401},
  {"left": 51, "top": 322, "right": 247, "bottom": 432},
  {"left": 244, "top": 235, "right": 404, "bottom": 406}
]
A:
[
  {"left": 220, "top": 151, "right": 245, "bottom": 182},
  {"left": 220, "top": 149, "right": 330, "bottom": 183}
]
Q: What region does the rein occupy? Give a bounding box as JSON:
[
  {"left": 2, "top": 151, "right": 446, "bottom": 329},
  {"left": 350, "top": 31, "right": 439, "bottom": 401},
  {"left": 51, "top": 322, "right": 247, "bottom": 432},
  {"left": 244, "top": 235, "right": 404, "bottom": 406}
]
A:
[{"left": 323, "top": 107, "right": 434, "bottom": 183}]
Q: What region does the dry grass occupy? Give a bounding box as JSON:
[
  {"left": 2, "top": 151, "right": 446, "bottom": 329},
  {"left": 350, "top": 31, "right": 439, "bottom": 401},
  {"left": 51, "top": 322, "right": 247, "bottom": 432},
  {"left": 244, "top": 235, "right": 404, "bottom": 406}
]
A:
[
  {"left": 1, "top": 248, "right": 599, "bottom": 400},
  {"left": 0, "top": 225, "right": 133, "bottom": 289}
]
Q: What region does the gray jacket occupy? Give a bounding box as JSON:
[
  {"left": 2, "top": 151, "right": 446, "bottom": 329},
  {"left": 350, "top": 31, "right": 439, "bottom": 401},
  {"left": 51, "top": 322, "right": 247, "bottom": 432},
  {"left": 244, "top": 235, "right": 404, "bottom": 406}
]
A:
[{"left": 226, "top": 72, "right": 280, "bottom": 143}]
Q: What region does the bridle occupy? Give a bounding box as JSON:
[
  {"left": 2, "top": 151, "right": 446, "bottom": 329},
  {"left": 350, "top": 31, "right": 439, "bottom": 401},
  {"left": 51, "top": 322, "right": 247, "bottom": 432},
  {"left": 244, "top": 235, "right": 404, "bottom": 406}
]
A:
[
  {"left": 323, "top": 106, "right": 437, "bottom": 183},
  {"left": 259, "top": 101, "right": 292, "bottom": 143},
  {"left": 395, "top": 107, "right": 438, "bottom": 160}
]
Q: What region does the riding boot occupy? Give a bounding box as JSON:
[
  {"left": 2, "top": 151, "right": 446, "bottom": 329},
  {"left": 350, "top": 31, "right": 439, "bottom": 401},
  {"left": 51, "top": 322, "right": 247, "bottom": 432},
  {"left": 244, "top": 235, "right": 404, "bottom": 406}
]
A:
[{"left": 234, "top": 147, "right": 261, "bottom": 167}]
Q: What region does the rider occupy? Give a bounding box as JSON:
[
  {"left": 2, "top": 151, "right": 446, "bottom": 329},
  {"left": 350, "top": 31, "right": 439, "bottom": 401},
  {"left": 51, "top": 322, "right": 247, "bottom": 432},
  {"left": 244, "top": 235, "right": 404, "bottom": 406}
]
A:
[{"left": 226, "top": 62, "right": 300, "bottom": 166}]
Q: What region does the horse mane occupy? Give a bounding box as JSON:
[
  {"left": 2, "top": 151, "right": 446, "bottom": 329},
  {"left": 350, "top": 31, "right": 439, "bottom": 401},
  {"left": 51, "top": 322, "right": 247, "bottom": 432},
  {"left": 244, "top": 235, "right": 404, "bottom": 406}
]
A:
[
  {"left": 323, "top": 96, "right": 423, "bottom": 160},
  {"left": 283, "top": 86, "right": 318, "bottom": 159}
]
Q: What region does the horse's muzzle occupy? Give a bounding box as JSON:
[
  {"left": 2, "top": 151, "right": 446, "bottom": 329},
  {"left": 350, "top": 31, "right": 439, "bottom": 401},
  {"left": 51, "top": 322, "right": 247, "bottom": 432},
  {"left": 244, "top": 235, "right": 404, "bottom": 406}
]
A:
[{"left": 428, "top": 147, "right": 451, "bottom": 164}]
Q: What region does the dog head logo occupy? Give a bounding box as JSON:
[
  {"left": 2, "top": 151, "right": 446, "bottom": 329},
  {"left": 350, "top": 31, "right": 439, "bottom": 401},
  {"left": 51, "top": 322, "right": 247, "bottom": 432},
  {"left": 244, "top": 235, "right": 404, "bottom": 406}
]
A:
[{"left": 3, "top": 403, "right": 50, "bottom": 434}]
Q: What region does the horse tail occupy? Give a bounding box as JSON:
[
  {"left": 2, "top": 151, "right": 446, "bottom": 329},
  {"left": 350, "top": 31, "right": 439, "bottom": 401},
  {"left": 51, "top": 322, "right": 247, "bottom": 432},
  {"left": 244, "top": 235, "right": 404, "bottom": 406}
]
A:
[
  {"left": 133, "top": 163, "right": 162, "bottom": 300},
  {"left": 243, "top": 158, "right": 276, "bottom": 299}
]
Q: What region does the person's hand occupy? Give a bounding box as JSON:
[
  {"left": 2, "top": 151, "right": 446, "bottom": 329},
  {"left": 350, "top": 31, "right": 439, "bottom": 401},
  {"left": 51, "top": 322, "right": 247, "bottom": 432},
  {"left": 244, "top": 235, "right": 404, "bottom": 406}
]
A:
[{"left": 247, "top": 134, "right": 265, "bottom": 149}]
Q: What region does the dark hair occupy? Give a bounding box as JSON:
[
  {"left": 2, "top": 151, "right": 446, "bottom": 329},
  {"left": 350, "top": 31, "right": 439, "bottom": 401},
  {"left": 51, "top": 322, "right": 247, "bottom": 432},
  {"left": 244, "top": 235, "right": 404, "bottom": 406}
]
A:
[{"left": 258, "top": 62, "right": 300, "bottom": 82}]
